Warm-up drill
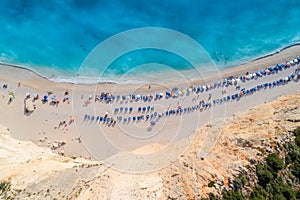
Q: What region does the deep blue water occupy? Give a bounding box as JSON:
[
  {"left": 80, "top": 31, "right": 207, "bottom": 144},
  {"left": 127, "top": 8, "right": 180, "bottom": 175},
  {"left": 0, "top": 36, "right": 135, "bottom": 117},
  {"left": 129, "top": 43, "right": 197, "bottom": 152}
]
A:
[{"left": 0, "top": 0, "right": 300, "bottom": 82}]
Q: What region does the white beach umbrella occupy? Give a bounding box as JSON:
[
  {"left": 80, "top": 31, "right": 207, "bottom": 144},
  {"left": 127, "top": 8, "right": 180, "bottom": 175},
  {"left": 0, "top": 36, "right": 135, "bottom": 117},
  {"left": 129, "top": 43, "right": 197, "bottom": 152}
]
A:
[{"left": 294, "top": 59, "right": 298, "bottom": 63}]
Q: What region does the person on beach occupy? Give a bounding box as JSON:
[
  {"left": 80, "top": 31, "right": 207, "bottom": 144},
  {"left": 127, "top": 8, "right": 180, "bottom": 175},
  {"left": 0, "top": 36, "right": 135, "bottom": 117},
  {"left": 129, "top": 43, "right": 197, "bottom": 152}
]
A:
[
  {"left": 63, "top": 97, "right": 70, "bottom": 104},
  {"left": 104, "top": 111, "right": 109, "bottom": 119},
  {"left": 18, "top": 82, "right": 21, "bottom": 87},
  {"left": 8, "top": 94, "right": 14, "bottom": 103},
  {"left": 69, "top": 116, "right": 75, "bottom": 125},
  {"left": 56, "top": 120, "right": 65, "bottom": 129},
  {"left": 208, "top": 92, "right": 212, "bottom": 100}
]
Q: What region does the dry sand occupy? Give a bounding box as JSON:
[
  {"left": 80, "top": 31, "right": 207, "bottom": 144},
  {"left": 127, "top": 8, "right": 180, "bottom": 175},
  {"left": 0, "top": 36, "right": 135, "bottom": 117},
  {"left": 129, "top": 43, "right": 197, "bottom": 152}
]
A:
[{"left": 0, "top": 44, "right": 299, "bottom": 167}]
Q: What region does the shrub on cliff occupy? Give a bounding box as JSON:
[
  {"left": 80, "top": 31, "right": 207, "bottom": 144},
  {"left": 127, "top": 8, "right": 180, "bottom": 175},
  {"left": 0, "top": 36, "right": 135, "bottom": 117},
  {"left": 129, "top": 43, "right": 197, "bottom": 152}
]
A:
[
  {"left": 256, "top": 164, "right": 274, "bottom": 186},
  {"left": 0, "top": 181, "right": 10, "bottom": 195},
  {"left": 250, "top": 185, "right": 267, "bottom": 200},
  {"left": 266, "top": 153, "right": 284, "bottom": 172},
  {"left": 293, "top": 127, "right": 300, "bottom": 147},
  {"left": 222, "top": 190, "right": 244, "bottom": 200},
  {"left": 291, "top": 160, "right": 300, "bottom": 177}
]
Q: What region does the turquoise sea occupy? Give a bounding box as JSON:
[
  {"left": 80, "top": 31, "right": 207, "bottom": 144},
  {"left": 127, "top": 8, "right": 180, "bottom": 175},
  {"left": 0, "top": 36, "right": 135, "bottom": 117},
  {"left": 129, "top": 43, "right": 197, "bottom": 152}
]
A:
[{"left": 0, "top": 0, "right": 300, "bottom": 83}]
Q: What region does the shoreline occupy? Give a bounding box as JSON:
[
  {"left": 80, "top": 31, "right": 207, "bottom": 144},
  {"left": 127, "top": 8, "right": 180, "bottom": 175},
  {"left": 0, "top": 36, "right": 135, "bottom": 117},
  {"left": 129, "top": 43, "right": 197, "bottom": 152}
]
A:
[
  {"left": 241, "top": 42, "right": 300, "bottom": 64},
  {"left": 0, "top": 42, "right": 300, "bottom": 86}
]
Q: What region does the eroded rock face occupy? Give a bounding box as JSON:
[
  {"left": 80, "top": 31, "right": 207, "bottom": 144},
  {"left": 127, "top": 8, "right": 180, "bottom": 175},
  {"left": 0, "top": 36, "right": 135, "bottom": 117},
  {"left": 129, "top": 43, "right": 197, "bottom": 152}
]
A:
[{"left": 1, "top": 94, "right": 300, "bottom": 199}]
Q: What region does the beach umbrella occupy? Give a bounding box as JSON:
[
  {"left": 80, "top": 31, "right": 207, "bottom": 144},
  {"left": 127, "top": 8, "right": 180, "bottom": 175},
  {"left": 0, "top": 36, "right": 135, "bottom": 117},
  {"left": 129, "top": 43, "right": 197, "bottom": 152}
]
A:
[
  {"left": 172, "top": 88, "right": 179, "bottom": 93},
  {"left": 286, "top": 62, "right": 291, "bottom": 67},
  {"left": 294, "top": 59, "right": 298, "bottom": 63},
  {"left": 181, "top": 89, "right": 186, "bottom": 94},
  {"left": 290, "top": 60, "right": 294, "bottom": 65},
  {"left": 26, "top": 92, "right": 30, "bottom": 97},
  {"left": 188, "top": 88, "right": 192, "bottom": 92}
]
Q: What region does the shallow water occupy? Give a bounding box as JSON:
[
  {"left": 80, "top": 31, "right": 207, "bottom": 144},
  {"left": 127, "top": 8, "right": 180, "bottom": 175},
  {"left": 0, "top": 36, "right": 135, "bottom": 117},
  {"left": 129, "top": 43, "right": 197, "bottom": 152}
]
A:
[{"left": 0, "top": 0, "right": 299, "bottom": 83}]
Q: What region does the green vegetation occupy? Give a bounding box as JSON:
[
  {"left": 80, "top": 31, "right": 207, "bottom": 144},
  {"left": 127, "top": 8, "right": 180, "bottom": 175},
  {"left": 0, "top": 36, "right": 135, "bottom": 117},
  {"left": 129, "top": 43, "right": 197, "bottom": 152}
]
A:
[
  {"left": 0, "top": 181, "right": 13, "bottom": 200},
  {"left": 233, "top": 174, "right": 247, "bottom": 190},
  {"left": 0, "top": 181, "right": 10, "bottom": 194},
  {"left": 208, "top": 181, "right": 215, "bottom": 188},
  {"left": 203, "top": 127, "right": 300, "bottom": 200}
]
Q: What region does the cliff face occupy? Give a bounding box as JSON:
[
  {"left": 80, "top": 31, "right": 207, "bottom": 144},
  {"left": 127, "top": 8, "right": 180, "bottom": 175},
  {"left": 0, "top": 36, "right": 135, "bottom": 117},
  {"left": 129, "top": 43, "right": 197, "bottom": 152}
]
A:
[{"left": 1, "top": 94, "right": 300, "bottom": 199}]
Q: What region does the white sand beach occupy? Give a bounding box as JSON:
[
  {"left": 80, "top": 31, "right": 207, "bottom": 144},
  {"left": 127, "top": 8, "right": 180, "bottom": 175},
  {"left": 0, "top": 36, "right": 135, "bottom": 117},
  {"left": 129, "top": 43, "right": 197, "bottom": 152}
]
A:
[{"left": 0, "top": 45, "right": 299, "bottom": 171}]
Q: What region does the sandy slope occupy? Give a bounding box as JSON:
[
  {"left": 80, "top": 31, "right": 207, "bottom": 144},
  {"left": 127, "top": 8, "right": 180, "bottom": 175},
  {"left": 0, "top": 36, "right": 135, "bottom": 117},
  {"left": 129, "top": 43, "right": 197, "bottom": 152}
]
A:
[{"left": 0, "top": 94, "right": 299, "bottom": 199}]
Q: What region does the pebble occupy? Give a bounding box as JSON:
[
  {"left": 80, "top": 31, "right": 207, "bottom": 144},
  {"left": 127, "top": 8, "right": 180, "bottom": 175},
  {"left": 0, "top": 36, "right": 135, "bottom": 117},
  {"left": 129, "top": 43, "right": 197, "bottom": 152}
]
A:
[
  {"left": 217, "top": 179, "right": 224, "bottom": 186},
  {"left": 250, "top": 158, "right": 257, "bottom": 165},
  {"left": 52, "top": 142, "right": 59, "bottom": 149}
]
